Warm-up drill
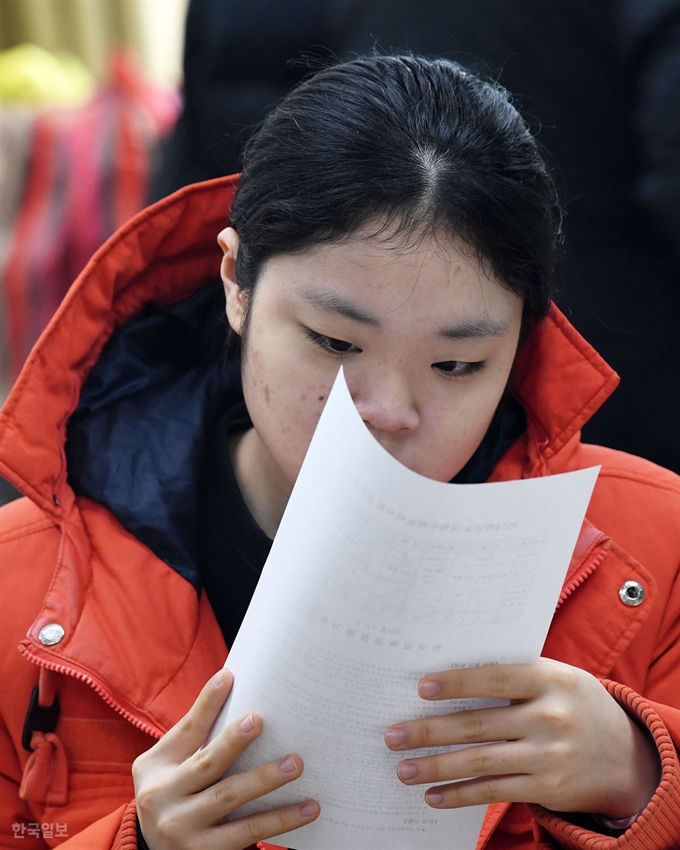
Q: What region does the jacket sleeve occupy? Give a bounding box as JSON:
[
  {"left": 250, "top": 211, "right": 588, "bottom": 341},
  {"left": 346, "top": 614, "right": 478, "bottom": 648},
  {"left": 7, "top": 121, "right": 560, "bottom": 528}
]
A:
[
  {"left": 528, "top": 681, "right": 680, "bottom": 849},
  {"left": 45, "top": 803, "right": 138, "bottom": 850}
]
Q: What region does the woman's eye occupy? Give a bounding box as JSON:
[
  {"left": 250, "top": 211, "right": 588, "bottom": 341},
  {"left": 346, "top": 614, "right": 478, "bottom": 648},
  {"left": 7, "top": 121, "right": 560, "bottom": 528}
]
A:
[
  {"left": 305, "top": 329, "right": 361, "bottom": 356},
  {"left": 433, "top": 360, "right": 485, "bottom": 377},
  {"left": 324, "top": 337, "right": 355, "bottom": 353}
]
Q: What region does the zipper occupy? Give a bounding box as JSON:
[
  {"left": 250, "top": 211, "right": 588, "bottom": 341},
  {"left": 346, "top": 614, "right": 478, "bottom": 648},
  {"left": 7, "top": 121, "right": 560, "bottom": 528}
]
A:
[
  {"left": 21, "top": 646, "right": 163, "bottom": 740},
  {"left": 555, "top": 543, "right": 608, "bottom": 610}
]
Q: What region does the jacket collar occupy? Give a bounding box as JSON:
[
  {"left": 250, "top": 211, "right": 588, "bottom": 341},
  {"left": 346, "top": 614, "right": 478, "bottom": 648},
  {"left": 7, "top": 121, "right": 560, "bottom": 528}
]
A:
[{"left": 513, "top": 307, "right": 619, "bottom": 468}]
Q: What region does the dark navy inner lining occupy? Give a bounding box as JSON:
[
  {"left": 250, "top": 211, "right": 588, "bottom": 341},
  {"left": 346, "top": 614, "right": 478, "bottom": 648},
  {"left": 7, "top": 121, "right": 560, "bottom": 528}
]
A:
[{"left": 66, "top": 282, "right": 239, "bottom": 589}]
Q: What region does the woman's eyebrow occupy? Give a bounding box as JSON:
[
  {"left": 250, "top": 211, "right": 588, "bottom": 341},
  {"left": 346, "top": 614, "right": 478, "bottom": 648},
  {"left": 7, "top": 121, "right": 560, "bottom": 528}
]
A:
[
  {"left": 296, "top": 287, "right": 381, "bottom": 325},
  {"left": 297, "top": 286, "right": 510, "bottom": 338},
  {"left": 437, "top": 318, "right": 511, "bottom": 339}
]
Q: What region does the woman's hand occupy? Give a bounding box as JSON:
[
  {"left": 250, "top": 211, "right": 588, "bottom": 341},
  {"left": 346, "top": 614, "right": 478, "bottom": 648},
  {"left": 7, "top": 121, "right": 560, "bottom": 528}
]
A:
[
  {"left": 133, "top": 668, "right": 320, "bottom": 850},
  {"left": 385, "top": 658, "right": 659, "bottom": 818}
]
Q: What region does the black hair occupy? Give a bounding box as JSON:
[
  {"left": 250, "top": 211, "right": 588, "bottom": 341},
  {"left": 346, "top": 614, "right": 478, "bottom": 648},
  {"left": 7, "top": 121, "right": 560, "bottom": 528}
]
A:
[{"left": 229, "top": 54, "right": 560, "bottom": 333}]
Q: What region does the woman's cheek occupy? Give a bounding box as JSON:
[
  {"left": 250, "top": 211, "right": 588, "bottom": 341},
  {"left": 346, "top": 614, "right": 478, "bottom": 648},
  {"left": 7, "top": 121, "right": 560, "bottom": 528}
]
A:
[{"left": 278, "top": 384, "right": 333, "bottom": 476}]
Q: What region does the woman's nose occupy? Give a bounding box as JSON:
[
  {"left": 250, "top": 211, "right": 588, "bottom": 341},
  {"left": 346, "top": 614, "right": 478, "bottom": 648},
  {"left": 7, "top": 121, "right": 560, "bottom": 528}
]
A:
[{"left": 351, "top": 373, "right": 420, "bottom": 435}]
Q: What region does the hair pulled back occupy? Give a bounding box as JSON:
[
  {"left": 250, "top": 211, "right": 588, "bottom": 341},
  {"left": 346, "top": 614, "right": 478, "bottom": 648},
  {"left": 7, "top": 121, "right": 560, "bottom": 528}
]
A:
[{"left": 229, "top": 54, "right": 560, "bottom": 324}]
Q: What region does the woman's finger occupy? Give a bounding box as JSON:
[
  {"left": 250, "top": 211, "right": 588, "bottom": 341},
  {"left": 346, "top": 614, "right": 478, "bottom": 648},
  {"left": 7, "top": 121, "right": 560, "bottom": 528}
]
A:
[
  {"left": 177, "top": 712, "right": 263, "bottom": 794},
  {"left": 417, "top": 658, "right": 567, "bottom": 702},
  {"left": 423, "top": 774, "right": 534, "bottom": 809},
  {"left": 396, "top": 741, "right": 532, "bottom": 787},
  {"left": 157, "top": 668, "right": 235, "bottom": 763},
  {"left": 196, "top": 753, "right": 306, "bottom": 823},
  {"left": 386, "top": 703, "right": 527, "bottom": 751},
  {"left": 215, "top": 800, "right": 320, "bottom": 849}
]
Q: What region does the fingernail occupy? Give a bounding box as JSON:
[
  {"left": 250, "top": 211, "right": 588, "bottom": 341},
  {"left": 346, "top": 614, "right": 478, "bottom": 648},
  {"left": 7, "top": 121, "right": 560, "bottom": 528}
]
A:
[
  {"left": 299, "top": 801, "right": 318, "bottom": 818},
  {"left": 211, "top": 669, "right": 226, "bottom": 687},
  {"left": 398, "top": 761, "right": 418, "bottom": 780},
  {"left": 239, "top": 713, "right": 254, "bottom": 733},
  {"left": 419, "top": 679, "right": 441, "bottom": 698},
  {"left": 385, "top": 727, "right": 407, "bottom": 747},
  {"left": 279, "top": 755, "right": 298, "bottom": 774},
  {"left": 426, "top": 790, "right": 444, "bottom": 806}
]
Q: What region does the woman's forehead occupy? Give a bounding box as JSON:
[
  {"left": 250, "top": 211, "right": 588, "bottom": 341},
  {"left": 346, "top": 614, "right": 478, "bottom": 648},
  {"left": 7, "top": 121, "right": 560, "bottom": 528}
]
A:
[{"left": 259, "top": 230, "right": 523, "bottom": 330}]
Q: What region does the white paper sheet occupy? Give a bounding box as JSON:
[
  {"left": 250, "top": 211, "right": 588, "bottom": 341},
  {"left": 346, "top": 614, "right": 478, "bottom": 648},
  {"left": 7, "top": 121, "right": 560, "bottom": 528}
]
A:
[{"left": 209, "top": 368, "right": 599, "bottom": 850}]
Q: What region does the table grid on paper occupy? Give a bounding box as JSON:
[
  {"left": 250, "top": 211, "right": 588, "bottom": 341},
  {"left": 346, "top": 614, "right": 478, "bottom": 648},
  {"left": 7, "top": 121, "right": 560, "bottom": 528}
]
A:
[{"left": 321, "top": 508, "right": 546, "bottom": 625}]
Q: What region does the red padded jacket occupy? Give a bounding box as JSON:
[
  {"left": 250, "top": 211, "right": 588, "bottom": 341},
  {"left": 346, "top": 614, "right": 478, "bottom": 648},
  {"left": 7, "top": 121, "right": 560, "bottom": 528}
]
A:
[{"left": 1, "top": 177, "right": 679, "bottom": 850}]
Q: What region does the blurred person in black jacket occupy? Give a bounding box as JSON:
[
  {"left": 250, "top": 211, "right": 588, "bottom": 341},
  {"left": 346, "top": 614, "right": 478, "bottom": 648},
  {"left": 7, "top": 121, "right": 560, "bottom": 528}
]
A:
[{"left": 153, "top": 0, "right": 680, "bottom": 472}]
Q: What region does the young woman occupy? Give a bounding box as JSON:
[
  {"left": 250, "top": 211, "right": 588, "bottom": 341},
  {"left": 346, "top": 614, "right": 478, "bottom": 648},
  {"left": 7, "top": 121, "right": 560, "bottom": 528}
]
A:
[{"left": 0, "top": 55, "right": 679, "bottom": 850}]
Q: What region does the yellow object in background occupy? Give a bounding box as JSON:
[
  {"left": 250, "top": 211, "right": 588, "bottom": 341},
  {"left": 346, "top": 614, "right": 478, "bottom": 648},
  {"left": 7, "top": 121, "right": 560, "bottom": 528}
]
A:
[
  {"left": 0, "top": 0, "right": 188, "bottom": 87},
  {"left": 0, "top": 43, "right": 95, "bottom": 106}
]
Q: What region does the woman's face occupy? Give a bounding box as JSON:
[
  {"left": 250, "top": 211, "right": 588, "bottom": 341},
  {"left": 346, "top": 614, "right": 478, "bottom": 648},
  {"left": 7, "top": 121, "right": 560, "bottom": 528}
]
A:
[{"left": 220, "top": 225, "right": 523, "bottom": 530}]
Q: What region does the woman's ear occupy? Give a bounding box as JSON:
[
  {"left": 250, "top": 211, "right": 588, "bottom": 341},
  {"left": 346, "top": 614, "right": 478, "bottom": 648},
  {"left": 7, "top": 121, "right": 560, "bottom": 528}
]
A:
[{"left": 217, "top": 226, "right": 247, "bottom": 335}]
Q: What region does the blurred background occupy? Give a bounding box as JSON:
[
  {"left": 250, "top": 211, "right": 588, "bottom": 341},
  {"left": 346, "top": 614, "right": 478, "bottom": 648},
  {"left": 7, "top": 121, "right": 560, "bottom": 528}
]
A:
[
  {"left": 0, "top": 0, "right": 188, "bottom": 502},
  {"left": 0, "top": 0, "right": 188, "bottom": 85},
  {"left": 1, "top": 0, "right": 678, "bottom": 507},
  {"left": 0, "top": 0, "right": 187, "bottom": 392}
]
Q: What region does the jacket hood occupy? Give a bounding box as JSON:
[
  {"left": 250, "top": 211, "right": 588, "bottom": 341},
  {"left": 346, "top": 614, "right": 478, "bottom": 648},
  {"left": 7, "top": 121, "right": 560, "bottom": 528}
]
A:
[
  {"left": 0, "top": 175, "right": 619, "bottom": 576},
  {"left": 0, "top": 177, "right": 237, "bottom": 513}
]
